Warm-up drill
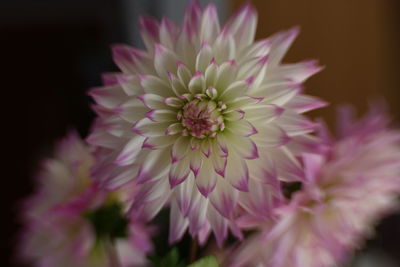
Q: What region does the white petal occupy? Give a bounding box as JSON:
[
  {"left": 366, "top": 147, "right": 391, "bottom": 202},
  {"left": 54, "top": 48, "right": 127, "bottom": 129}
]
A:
[
  {"left": 207, "top": 206, "right": 228, "bottom": 247},
  {"left": 117, "top": 98, "right": 148, "bottom": 123},
  {"left": 227, "top": 119, "right": 258, "bottom": 137},
  {"left": 277, "top": 111, "right": 317, "bottom": 136},
  {"left": 159, "top": 17, "right": 178, "bottom": 50},
  {"left": 225, "top": 131, "right": 259, "bottom": 159},
  {"left": 222, "top": 4, "right": 257, "bottom": 50},
  {"left": 269, "top": 60, "right": 323, "bottom": 83},
  {"left": 215, "top": 60, "right": 238, "bottom": 92},
  {"left": 195, "top": 43, "right": 214, "bottom": 72},
  {"left": 268, "top": 26, "right": 300, "bottom": 66},
  {"left": 284, "top": 94, "right": 328, "bottom": 113},
  {"left": 213, "top": 35, "right": 236, "bottom": 64},
  {"left": 132, "top": 118, "right": 170, "bottom": 137},
  {"left": 188, "top": 196, "right": 209, "bottom": 236},
  {"left": 242, "top": 103, "right": 284, "bottom": 122},
  {"left": 140, "top": 75, "right": 173, "bottom": 97},
  {"left": 142, "top": 135, "right": 177, "bottom": 150},
  {"left": 136, "top": 149, "right": 170, "bottom": 184},
  {"left": 174, "top": 175, "right": 198, "bottom": 216},
  {"left": 116, "top": 74, "right": 143, "bottom": 96},
  {"left": 188, "top": 72, "right": 206, "bottom": 94},
  {"left": 205, "top": 60, "right": 218, "bottom": 87},
  {"left": 219, "top": 81, "right": 248, "bottom": 103},
  {"left": 171, "top": 136, "right": 191, "bottom": 163},
  {"left": 169, "top": 156, "right": 191, "bottom": 188},
  {"left": 137, "top": 93, "right": 166, "bottom": 109},
  {"left": 200, "top": 3, "right": 220, "bottom": 43},
  {"left": 111, "top": 44, "right": 155, "bottom": 74},
  {"left": 114, "top": 135, "right": 146, "bottom": 166},
  {"left": 196, "top": 159, "right": 217, "bottom": 197},
  {"left": 89, "top": 85, "right": 126, "bottom": 109},
  {"left": 146, "top": 109, "right": 176, "bottom": 122},
  {"left": 139, "top": 16, "right": 160, "bottom": 53},
  {"left": 169, "top": 200, "right": 189, "bottom": 244},
  {"left": 177, "top": 62, "right": 193, "bottom": 85},
  {"left": 154, "top": 44, "right": 179, "bottom": 80},
  {"left": 253, "top": 125, "right": 291, "bottom": 147},
  {"left": 225, "top": 152, "right": 249, "bottom": 192},
  {"left": 210, "top": 178, "right": 238, "bottom": 218}
]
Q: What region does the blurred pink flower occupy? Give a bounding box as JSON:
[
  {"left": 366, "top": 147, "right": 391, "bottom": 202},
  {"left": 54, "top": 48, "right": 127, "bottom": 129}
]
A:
[
  {"left": 19, "top": 132, "right": 153, "bottom": 267},
  {"left": 225, "top": 106, "right": 400, "bottom": 267},
  {"left": 87, "top": 2, "right": 325, "bottom": 245}
]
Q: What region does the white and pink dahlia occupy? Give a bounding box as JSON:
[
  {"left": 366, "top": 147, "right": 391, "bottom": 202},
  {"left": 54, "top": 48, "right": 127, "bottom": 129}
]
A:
[
  {"left": 19, "top": 132, "right": 153, "bottom": 267},
  {"left": 225, "top": 106, "right": 400, "bottom": 267},
  {"left": 88, "top": 2, "right": 326, "bottom": 244}
]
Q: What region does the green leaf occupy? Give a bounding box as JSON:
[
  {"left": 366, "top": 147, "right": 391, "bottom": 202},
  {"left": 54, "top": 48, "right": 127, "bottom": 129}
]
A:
[
  {"left": 188, "top": 255, "right": 219, "bottom": 267},
  {"left": 149, "top": 247, "right": 185, "bottom": 267}
]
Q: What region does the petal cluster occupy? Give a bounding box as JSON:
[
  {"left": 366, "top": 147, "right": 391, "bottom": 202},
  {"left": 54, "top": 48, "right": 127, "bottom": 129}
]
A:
[
  {"left": 19, "top": 132, "right": 153, "bottom": 267},
  {"left": 88, "top": 2, "right": 326, "bottom": 244},
  {"left": 225, "top": 106, "right": 400, "bottom": 267}
]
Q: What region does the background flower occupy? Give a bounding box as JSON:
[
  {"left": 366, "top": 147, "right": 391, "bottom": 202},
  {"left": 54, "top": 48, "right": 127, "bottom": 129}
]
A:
[
  {"left": 225, "top": 105, "right": 400, "bottom": 267},
  {"left": 19, "top": 132, "right": 153, "bottom": 267}
]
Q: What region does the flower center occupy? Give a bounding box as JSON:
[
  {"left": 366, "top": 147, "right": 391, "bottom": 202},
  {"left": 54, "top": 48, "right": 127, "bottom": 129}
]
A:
[{"left": 178, "top": 97, "right": 225, "bottom": 139}]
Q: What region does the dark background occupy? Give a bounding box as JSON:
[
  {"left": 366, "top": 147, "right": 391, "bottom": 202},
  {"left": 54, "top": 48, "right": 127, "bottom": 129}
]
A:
[{"left": 2, "top": 0, "right": 400, "bottom": 266}]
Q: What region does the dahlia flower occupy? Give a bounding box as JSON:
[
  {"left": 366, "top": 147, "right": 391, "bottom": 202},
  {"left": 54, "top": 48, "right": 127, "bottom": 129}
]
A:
[
  {"left": 88, "top": 2, "right": 326, "bottom": 244},
  {"left": 19, "top": 132, "right": 153, "bottom": 267},
  {"left": 225, "top": 106, "right": 400, "bottom": 267}
]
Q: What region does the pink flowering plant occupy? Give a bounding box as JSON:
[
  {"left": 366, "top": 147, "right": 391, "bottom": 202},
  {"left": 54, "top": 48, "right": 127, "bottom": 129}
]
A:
[{"left": 18, "top": 2, "right": 400, "bottom": 267}]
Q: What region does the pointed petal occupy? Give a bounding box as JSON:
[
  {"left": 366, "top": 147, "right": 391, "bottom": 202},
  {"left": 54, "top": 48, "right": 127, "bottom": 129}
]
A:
[
  {"left": 146, "top": 109, "right": 176, "bottom": 122},
  {"left": 226, "top": 153, "right": 249, "bottom": 192},
  {"left": 132, "top": 118, "right": 170, "bottom": 137},
  {"left": 171, "top": 136, "right": 191, "bottom": 163},
  {"left": 188, "top": 72, "right": 206, "bottom": 94},
  {"left": 219, "top": 81, "right": 248, "bottom": 103},
  {"left": 159, "top": 17, "right": 178, "bottom": 49},
  {"left": 225, "top": 131, "right": 259, "bottom": 159},
  {"left": 136, "top": 149, "right": 170, "bottom": 184},
  {"left": 140, "top": 75, "right": 173, "bottom": 97},
  {"left": 142, "top": 135, "right": 177, "bottom": 150},
  {"left": 154, "top": 44, "right": 179, "bottom": 80},
  {"left": 215, "top": 60, "right": 238, "bottom": 92},
  {"left": 169, "top": 156, "right": 191, "bottom": 188},
  {"left": 188, "top": 197, "right": 209, "bottom": 236},
  {"left": 243, "top": 103, "right": 284, "bottom": 122},
  {"left": 111, "top": 44, "right": 154, "bottom": 74},
  {"left": 114, "top": 136, "right": 146, "bottom": 166},
  {"left": 174, "top": 175, "right": 198, "bottom": 216},
  {"left": 210, "top": 178, "right": 238, "bottom": 218},
  {"left": 116, "top": 98, "right": 148, "bottom": 123},
  {"left": 227, "top": 119, "right": 258, "bottom": 137},
  {"left": 196, "top": 159, "right": 217, "bottom": 197},
  {"left": 137, "top": 93, "right": 166, "bottom": 109},
  {"left": 169, "top": 200, "right": 189, "bottom": 244},
  {"left": 269, "top": 60, "right": 324, "bottom": 83},
  {"left": 200, "top": 3, "right": 220, "bottom": 43},
  {"left": 253, "top": 125, "right": 291, "bottom": 147},
  {"left": 89, "top": 85, "right": 126, "bottom": 109},
  {"left": 285, "top": 94, "right": 328, "bottom": 113},
  {"left": 139, "top": 16, "right": 160, "bottom": 53},
  {"left": 195, "top": 43, "right": 213, "bottom": 72},
  {"left": 268, "top": 26, "right": 300, "bottom": 66},
  {"left": 207, "top": 207, "right": 228, "bottom": 247},
  {"left": 222, "top": 3, "right": 257, "bottom": 50}
]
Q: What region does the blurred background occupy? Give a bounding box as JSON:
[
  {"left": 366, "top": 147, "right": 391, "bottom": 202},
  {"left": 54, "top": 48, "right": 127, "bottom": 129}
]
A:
[{"left": 2, "top": 0, "right": 400, "bottom": 266}]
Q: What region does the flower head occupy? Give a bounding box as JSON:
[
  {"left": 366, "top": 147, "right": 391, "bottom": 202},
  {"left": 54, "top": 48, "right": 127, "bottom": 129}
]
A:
[
  {"left": 225, "top": 105, "right": 400, "bottom": 267},
  {"left": 19, "top": 132, "right": 153, "bottom": 267},
  {"left": 88, "top": 2, "right": 326, "bottom": 244}
]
